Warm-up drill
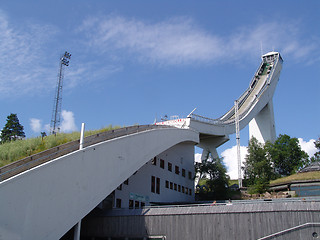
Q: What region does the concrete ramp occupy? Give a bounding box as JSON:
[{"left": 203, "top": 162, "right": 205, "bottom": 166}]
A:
[{"left": 0, "top": 127, "right": 198, "bottom": 240}]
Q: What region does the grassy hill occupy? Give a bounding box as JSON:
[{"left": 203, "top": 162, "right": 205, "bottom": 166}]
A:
[
  {"left": 0, "top": 125, "right": 120, "bottom": 168},
  {"left": 270, "top": 171, "right": 320, "bottom": 185}
]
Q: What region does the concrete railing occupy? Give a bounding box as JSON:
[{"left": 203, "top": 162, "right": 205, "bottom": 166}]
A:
[{"left": 0, "top": 124, "right": 173, "bottom": 182}]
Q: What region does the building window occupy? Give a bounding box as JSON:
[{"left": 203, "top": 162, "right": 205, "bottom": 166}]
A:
[
  {"left": 174, "top": 183, "right": 177, "bottom": 191},
  {"left": 152, "top": 176, "right": 160, "bottom": 194},
  {"left": 175, "top": 166, "right": 180, "bottom": 175},
  {"left": 129, "top": 199, "right": 134, "bottom": 209},
  {"left": 141, "top": 202, "right": 145, "bottom": 208},
  {"left": 170, "top": 182, "right": 173, "bottom": 190},
  {"left": 117, "top": 184, "right": 122, "bottom": 190},
  {"left": 124, "top": 179, "right": 129, "bottom": 185},
  {"left": 135, "top": 201, "right": 140, "bottom": 209},
  {"left": 182, "top": 169, "right": 186, "bottom": 177},
  {"left": 165, "top": 180, "right": 169, "bottom": 188},
  {"left": 152, "top": 157, "right": 157, "bottom": 165},
  {"left": 189, "top": 189, "right": 192, "bottom": 195},
  {"left": 151, "top": 176, "right": 155, "bottom": 193},
  {"left": 160, "top": 159, "right": 165, "bottom": 169},
  {"left": 182, "top": 186, "right": 185, "bottom": 193},
  {"left": 178, "top": 185, "right": 181, "bottom": 192},
  {"left": 116, "top": 198, "right": 122, "bottom": 208},
  {"left": 168, "top": 162, "right": 172, "bottom": 172},
  {"left": 188, "top": 171, "right": 192, "bottom": 180},
  {"left": 185, "top": 187, "right": 189, "bottom": 195},
  {"left": 156, "top": 177, "right": 160, "bottom": 194}
]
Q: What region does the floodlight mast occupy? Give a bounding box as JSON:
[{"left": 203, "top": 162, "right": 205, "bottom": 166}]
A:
[{"left": 50, "top": 51, "right": 71, "bottom": 135}]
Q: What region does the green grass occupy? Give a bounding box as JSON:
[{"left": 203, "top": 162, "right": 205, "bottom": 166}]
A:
[
  {"left": 270, "top": 171, "right": 320, "bottom": 185},
  {"left": 229, "top": 179, "right": 238, "bottom": 186},
  {"left": 0, "top": 125, "right": 120, "bottom": 167}
]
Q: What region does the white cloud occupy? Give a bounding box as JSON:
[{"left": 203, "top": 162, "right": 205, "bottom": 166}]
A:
[
  {"left": 0, "top": 10, "right": 58, "bottom": 98},
  {"left": 221, "top": 145, "right": 248, "bottom": 180},
  {"left": 30, "top": 118, "right": 42, "bottom": 133},
  {"left": 194, "top": 153, "right": 202, "bottom": 163},
  {"left": 60, "top": 110, "right": 77, "bottom": 132},
  {"left": 30, "top": 110, "right": 77, "bottom": 134},
  {"left": 78, "top": 15, "right": 320, "bottom": 66},
  {"left": 299, "top": 138, "right": 317, "bottom": 158}
]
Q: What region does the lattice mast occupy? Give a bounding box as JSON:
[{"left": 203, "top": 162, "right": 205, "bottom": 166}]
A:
[
  {"left": 235, "top": 100, "right": 242, "bottom": 188},
  {"left": 50, "top": 51, "right": 71, "bottom": 134}
]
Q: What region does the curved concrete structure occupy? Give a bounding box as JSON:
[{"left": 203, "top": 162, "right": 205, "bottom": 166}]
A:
[
  {"left": 0, "top": 127, "right": 198, "bottom": 240},
  {"left": 156, "top": 52, "right": 283, "bottom": 159}
]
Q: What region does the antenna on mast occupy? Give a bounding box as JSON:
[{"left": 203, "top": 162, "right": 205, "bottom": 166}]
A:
[
  {"left": 50, "top": 51, "right": 71, "bottom": 135},
  {"left": 260, "top": 41, "right": 264, "bottom": 56}
]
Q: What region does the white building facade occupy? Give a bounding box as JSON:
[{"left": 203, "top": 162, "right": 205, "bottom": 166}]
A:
[{"left": 102, "top": 142, "right": 196, "bottom": 209}]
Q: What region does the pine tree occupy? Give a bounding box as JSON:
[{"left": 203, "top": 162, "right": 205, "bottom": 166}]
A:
[{"left": 0, "top": 113, "right": 25, "bottom": 144}]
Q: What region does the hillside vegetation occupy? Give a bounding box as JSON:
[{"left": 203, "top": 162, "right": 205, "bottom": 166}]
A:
[
  {"left": 270, "top": 171, "right": 320, "bottom": 185},
  {"left": 0, "top": 125, "right": 120, "bottom": 167}
]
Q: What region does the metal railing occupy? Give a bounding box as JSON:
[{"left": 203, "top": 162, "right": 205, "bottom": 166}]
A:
[
  {"left": 258, "top": 222, "right": 320, "bottom": 240},
  {"left": 0, "top": 124, "right": 174, "bottom": 182}
]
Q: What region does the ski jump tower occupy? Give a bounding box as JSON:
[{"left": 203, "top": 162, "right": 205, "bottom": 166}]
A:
[{"left": 157, "top": 51, "right": 283, "bottom": 162}]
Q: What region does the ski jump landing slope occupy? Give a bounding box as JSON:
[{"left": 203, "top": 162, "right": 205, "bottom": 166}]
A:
[
  {"left": 157, "top": 51, "right": 283, "bottom": 159},
  {"left": 0, "top": 126, "right": 199, "bottom": 240}
]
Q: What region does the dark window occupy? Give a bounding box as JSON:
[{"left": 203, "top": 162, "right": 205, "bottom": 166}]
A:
[
  {"left": 170, "top": 182, "right": 173, "bottom": 190},
  {"left": 135, "top": 201, "right": 140, "bottom": 209},
  {"left": 152, "top": 157, "right": 157, "bottom": 165},
  {"left": 188, "top": 171, "right": 192, "bottom": 180},
  {"left": 129, "top": 199, "right": 134, "bottom": 209},
  {"left": 189, "top": 189, "right": 192, "bottom": 195},
  {"left": 175, "top": 166, "right": 179, "bottom": 175},
  {"left": 156, "top": 177, "right": 160, "bottom": 194},
  {"left": 160, "top": 159, "right": 165, "bottom": 169},
  {"left": 141, "top": 202, "right": 145, "bottom": 208},
  {"left": 124, "top": 179, "right": 129, "bottom": 185},
  {"left": 117, "top": 184, "right": 122, "bottom": 190},
  {"left": 174, "top": 183, "right": 177, "bottom": 191},
  {"left": 185, "top": 187, "right": 189, "bottom": 195},
  {"left": 168, "top": 162, "right": 172, "bottom": 172},
  {"left": 116, "top": 198, "right": 122, "bottom": 208},
  {"left": 182, "top": 186, "right": 185, "bottom": 193},
  {"left": 151, "top": 176, "right": 155, "bottom": 193},
  {"left": 178, "top": 185, "right": 181, "bottom": 192},
  {"left": 182, "top": 169, "right": 186, "bottom": 177},
  {"left": 165, "top": 180, "right": 169, "bottom": 188}
]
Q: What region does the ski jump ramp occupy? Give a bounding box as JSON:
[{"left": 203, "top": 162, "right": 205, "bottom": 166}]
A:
[
  {"left": 0, "top": 52, "right": 282, "bottom": 239},
  {"left": 157, "top": 51, "right": 283, "bottom": 159}
]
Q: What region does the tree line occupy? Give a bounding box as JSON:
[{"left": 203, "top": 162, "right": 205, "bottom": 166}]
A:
[
  {"left": 243, "top": 134, "right": 319, "bottom": 193},
  {"left": 0, "top": 113, "right": 25, "bottom": 144},
  {"left": 195, "top": 134, "right": 320, "bottom": 198}
]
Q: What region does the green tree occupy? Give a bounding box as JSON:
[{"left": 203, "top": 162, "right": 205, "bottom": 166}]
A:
[
  {"left": 310, "top": 138, "right": 320, "bottom": 162},
  {"left": 195, "top": 157, "right": 230, "bottom": 200},
  {"left": 243, "top": 137, "right": 273, "bottom": 193},
  {"left": 0, "top": 113, "right": 25, "bottom": 144},
  {"left": 266, "top": 134, "right": 309, "bottom": 176}
]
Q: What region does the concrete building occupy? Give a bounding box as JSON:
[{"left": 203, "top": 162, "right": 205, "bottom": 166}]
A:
[{"left": 100, "top": 142, "right": 196, "bottom": 210}]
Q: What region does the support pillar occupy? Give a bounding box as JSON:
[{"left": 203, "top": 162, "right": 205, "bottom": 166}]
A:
[
  {"left": 249, "top": 101, "right": 276, "bottom": 144},
  {"left": 74, "top": 220, "right": 81, "bottom": 240}
]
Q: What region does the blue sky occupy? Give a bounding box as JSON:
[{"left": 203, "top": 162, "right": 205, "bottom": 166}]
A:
[{"left": 0, "top": 1, "right": 319, "bottom": 178}]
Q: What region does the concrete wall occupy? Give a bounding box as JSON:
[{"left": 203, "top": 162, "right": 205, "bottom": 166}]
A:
[
  {"left": 81, "top": 201, "right": 320, "bottom": 240},
  {"left": 0, "top": 127, "right": 199, "bottom": 240}
]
